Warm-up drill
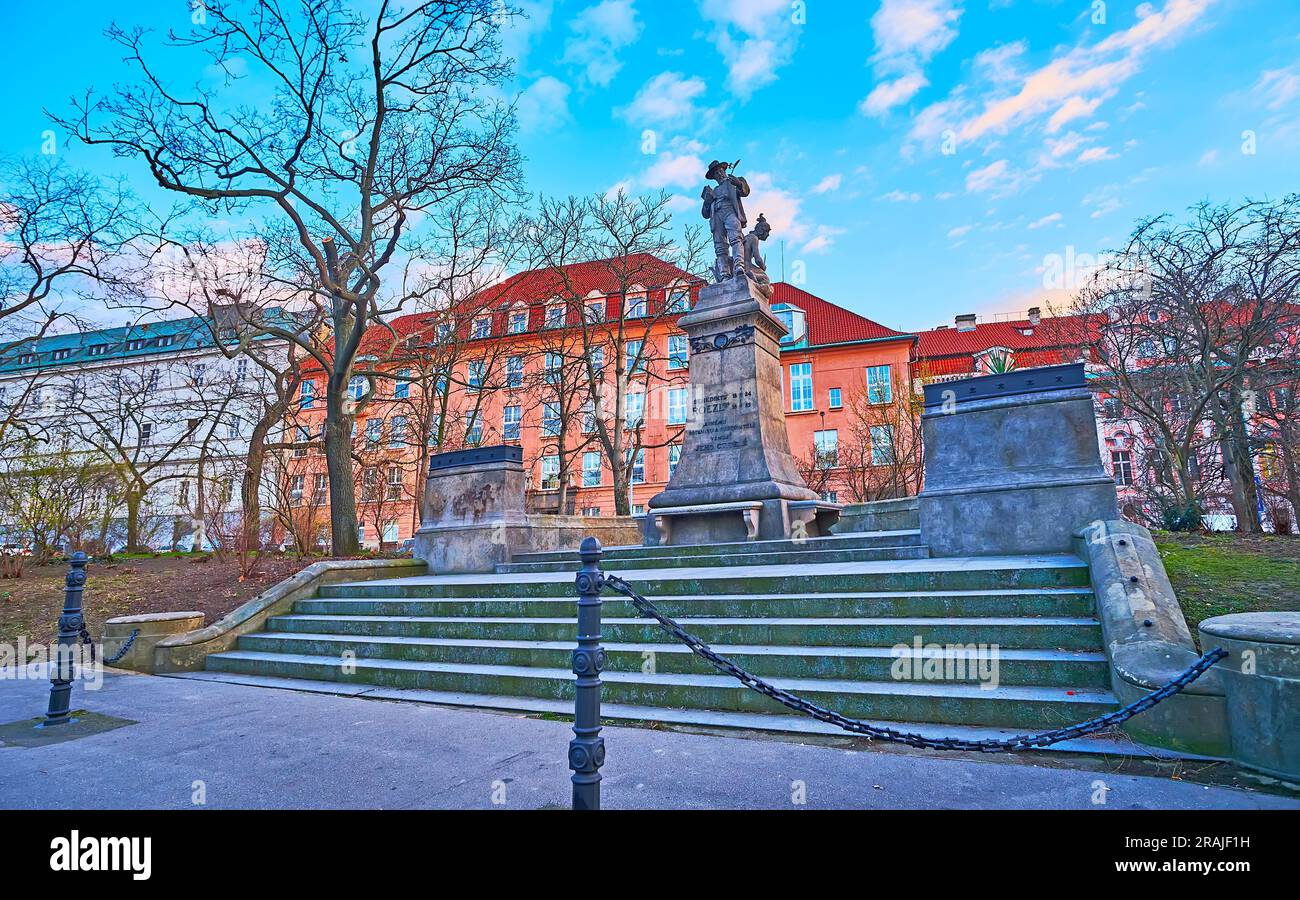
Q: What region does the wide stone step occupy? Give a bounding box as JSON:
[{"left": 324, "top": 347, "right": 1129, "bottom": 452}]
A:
[
  {"left": 264, "top": 613, "right": 1104, "bottom": 649},
  {"left": 318, "top": 555, "right": 1091, "bottom": 600},
  {"left": 511, "top": 530, "right": 924, "bottom": 564},
  {"left": 496, "top": 543, "right": 929, "bottom": 574},
  {"left": 294, "top": 587, "right": 1098, "bottom": 619},
  {"left": 175, "top": 669, "right": 1187, "bottom": 760},
  {"left": 234, "top": 632, "right": 1112, "bottom": 687},
  {"left": 203, "top": 651, "right": 1119, "bottom": 729}
]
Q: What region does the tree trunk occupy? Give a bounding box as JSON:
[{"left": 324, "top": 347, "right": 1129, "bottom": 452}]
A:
[
  {"left": 124, "top": 489, "right": 143, "bottom": 552},
  {"left": 325, "top": 386, "right": 360, "bottom": 556},
  {"left": 242, "top": 415, "right": 273, "bottom": 554}
]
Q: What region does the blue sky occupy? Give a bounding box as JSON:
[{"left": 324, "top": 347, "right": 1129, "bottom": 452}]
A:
[{"left": 3, "top": 0, "right": 1299, "bottom": 332}]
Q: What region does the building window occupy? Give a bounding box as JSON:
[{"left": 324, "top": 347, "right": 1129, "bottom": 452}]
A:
[
  {"left": 389, "top": 416, "right": 407, "bottom": 447},
  {"left": 435, "top": 323, "right": 453, "bottom": 343},
  {"left": 394, "top": 369, "right": 411, "bottom": 400},
  {"left": 581, "top": 400, "right": 597, "bottom": 433},
  {"left": 625, "top": 392, "right": 645, "bottom": 429},
  {"left": 773, "top": 305, "right": 807, "bottom": 345},
  {"left": 544, "top": 351, "right": 562, "bottom": 383},
  {"left": 667, "top": 388, "right": 688, "bottom": 425},
  {"left": 89, "top": 344, "right": 109, "bottom": 356},
  {"left": 585, "top": 299, "right": 605, "bottom": 324},
  {"left": 506, "top": 355, "right": 523, "bottom": 388},
  {"left": 147, "top": 369, "right": 160, "bottom": 392},
  {"left": 590, "top": 346, "right": 605, "bottom": 377},
  {"left": 227, "top": 417, "right": 241, "bottom": 439},
  {"left": 866, "top": 365, "right": 893, "bottom": 404},
  {"left": 582, "top": 451, "right": 602, "bottom": 487},
  {"left": 349, "top": 375, "right": 366, "bottom": 400},
  {"left": 870, "top": 425, "right": 895, "bottom": 466},
  {"left": 625, "top": 340, "right": 644, "bottom": 374},
  {"left": 665, "top": 287, "right": 690, "bottom": 314},
  {"left": 300, "top": 379, "right": 315, "bottom": 410},
  {"left": 382, "top": 520, "right": 400, "bottom": 544},
  {"left": 289, "top": 475, "right": 304, "bottom": 505},
  {"left": 503, "top": 405, "right": 521, "bottom": 441},
  {"left": 471, "top": 316, "right": 492, "bottom": 340},
  {"left": 294, "top": 425, "right": 311, "bottom": 457},
  {"left": 625, "top": 292, "right": 647, "bottom": 319},
  {"left": 236, "top": 357, "right": 248, "bottom": 380},
  {"left": 580, "top": 506, "right": 602, "bottom": 517},
  {"left": 312, "top": 474, "right": 327, "bottom": 506},
  {"left": 467, "top": 359, "right": 485, "bottom": 391},
  {"left": 125, "top": 338, "right": 147, "bottom": 351},
  {"left": 1101, "top": 396, "right": 1123, "bottom": 419},
  {"left": 140, "top": 422, "right": 153, "bottom": 445},
  {"left": 508, "top": 307, "right": 528, "bottom": 334},
  {"left": 52, "top": 348, "right": 71, "bottom": 361},
  {"left": 668, "top": 334, "right": 688, "bottom": 370},
  {"left": 361, "top": 468, "right": 379, "bottom": 502},
  {"left": 193, "top": 363, "right": 206, "bottom": 386},
  {"left": 821, "top": 491, "right": 839, "bottom": 503},
  {"left": 790, "top": 362, "right": 813, "bottom": 411},
  {"left": 814, "top": 429, "right": 838, "bottom": 468},
  {"left": 1111, "top": 450, "right": 1134, "bottom": 487},
  {"left": 542, "top": 402, "right": 561, "bottom": 437},
  {"left": 626, "top": 449, "right": 645, "bottom": 485},
  {"left": 632, "top": 504, "right": 645, "bottom": 516},
  {"left": 1137, "top": 339, "right": 1156, "bottom": 358},
  {"left": 828, "top": 387, "right": 842, "bottom": 409},
  {"left": 545, "top": 303, "right": 565, "bottom": 329},
  {"left": 668, "top": 444, "right": 681, "bottom": 477},
  {"left": 386, "top": 467, "right": 403, "bottom": 500},
  {"left": 540, "top": 455, "right": 560, "bottom": 490},
  {"left": 365, "top": 419, "right": 382, "bottom": 445},
  {"left": 464, "top": 410, "right": 482, "bottom": 445}
]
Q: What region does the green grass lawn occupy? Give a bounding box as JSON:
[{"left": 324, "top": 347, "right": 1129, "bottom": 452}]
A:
[{"left": 1154, "top": 532, "right": 1300, "bottom": 646}]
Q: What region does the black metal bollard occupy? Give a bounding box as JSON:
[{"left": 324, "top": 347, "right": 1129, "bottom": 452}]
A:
[
  {"left": 42, "top": 551, "right": 88, "bottom": 727},
  {"left": 569, "top": 536, "right": 606, "bottom": 810}
]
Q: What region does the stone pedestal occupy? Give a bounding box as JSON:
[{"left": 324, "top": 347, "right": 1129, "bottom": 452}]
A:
[
  {"left": 918, "top": 363, "right": 1119, "bottom": 557},
  {"left": 413, "top": 445, "right": 640, "bottom": 572},
  {"left": 1199, "top": 613, "right": 1300, "bottom": 782},
  {"left": 646, "top": 276, "right": 837, "bottom": 545}
]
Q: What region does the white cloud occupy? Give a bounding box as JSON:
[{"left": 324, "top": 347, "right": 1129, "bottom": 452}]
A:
[
  {"left": 909, "top": 0, "right": 1216, "bottom": 148},
  {"left": 515, "top": 76, "right": 571, "bottom": 133},
  {"left": 641, "top": 151, "right": 706, "bottom": 190},
  {"left": 562, "top": 0, "right": 642, "bottom": 87},
  {"left": 501, "top": 0, "right": 555, "bottom": 73},
  {"left": 801, "top": 225, "right": 846, "bottom": 255},
  {"left": 1198, "top": 149, "right": 1220, "bottom": 166},
  {"left": 861, "top": 0, "right": 963, "bottom": 117},
  {"left": 1253, "top": 65, "right": 1300, "bottom": 111},
  {"left": 1027, "top": 212, "right": 1062, "bottom": 229},
  {"left": 965, "top": 158, "right": 1035, "bottom": 196},
  {"left": 880, "top": 188, "right": 922, "bottom": 202},
  {"left": 860, "top": 73, "right": 929, "bottom": 117},
  {"left": 620, "top": 72, "right": 707, "bottom": 128},
  {"left": 947, "top": 224, "right": 973, "bottom": 239},
  {"left": 699, "top": 0, "right": 803, "bottom": 98},
  {"left": 812, "top": 174, "right": 843, "bottom": 194},
  {"left": 1077, "top": 145, "right": 1117, "bottom": 163}
]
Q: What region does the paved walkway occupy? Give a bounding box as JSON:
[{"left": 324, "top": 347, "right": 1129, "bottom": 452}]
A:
[{"left": 0, "top": 666, "right": 1294, "bottom": 810}]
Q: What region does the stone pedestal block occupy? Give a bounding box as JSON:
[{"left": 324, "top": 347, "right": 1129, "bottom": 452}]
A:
[
  {"left": 1199, "top": 613, "right": 1300, "bottom": 782},
  {"left": 646, "top": 276, "right": 836, "bottom": 544},
  {"left": 918, "top": 363, "right": 1118, "bottom": 557},
  {"left": 413, "top": 445, "right": 641, "bottom": 572}
]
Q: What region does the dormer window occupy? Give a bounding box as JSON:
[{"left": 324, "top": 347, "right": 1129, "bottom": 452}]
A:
[
  {"left": 471, "top": 316, "right": 492, "bottom": 339},
  {"left": 507, "top": 306, "right": 528, "bottom": 334},
  {"left": 665, "top": 286, "right": 691, "bottom": 314},
  {"left": 125, "top": 338, "right": 147, "bottom": 351},
  {"left": 17, "top": 352, "right": 37, "bottom": 365},
  {"left": 52, "top": 348, "right": 72, "bottom": 361},
  {"left": 624, "top": 290, "right": 648, "bottom": 319},
  {"left": 88, "top": 344, "right": 109, "bottom": 356},
  {"left": 585, "top": 299, "right": 606, "bottom": 324},
  {"left": 544, "top": 303, "right": 566, "bottom": 329},
  {"left": 772, "top": 304, "right": 808, "bottom": 346}
]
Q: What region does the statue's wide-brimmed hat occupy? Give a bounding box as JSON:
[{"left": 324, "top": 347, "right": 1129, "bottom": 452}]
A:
[{"left": 705, "top": 159, "right": 730, "bottom": 180}]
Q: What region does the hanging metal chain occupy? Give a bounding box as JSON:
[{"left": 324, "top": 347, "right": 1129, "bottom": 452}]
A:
[
  {"left": 78, "top": 627, "right": 140, "bottom": 666},
  {"left": 602, "top": 574, "right": 1227, "bottom": 753}
]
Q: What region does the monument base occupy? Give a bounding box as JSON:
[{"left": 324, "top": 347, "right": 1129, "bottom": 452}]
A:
[{"left": 645, "top": 274, "right": 838, "bottom": 545}]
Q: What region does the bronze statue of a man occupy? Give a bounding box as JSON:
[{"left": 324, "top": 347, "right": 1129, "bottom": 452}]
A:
[{"left": 700, "top": 159, "right": 750, "bottom": 283}]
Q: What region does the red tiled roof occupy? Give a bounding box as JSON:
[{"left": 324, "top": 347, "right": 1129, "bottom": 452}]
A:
[{"left": 770, "top": 282, "right": 913, "bottom": 346}]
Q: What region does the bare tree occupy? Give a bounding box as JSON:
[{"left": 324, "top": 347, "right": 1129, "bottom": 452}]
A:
[
  {"left": 58, "top": 0, "right": 524, "bottom": 554},
  {"left": 524, "top": 191, "right": 706, "bottom": 514}
]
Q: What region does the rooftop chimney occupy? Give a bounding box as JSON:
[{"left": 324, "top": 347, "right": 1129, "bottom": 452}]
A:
[
  {"left": 1027, "top": 307, "right": 1041, "bottom": 326},
  {"left": 955, "top": 313, "right": 977, "bottom": 332}
]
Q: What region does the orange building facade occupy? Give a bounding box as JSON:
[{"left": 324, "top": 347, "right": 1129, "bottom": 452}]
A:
[{"left": 283, "top": 258, "right": 917, "bottom": 549}]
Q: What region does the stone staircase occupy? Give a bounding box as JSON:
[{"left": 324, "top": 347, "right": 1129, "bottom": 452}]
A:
[{"left": 190, "top": 528, "right": 1129, "bottom": 749}]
